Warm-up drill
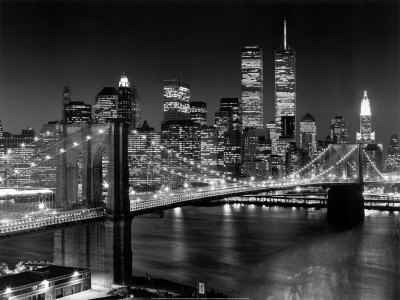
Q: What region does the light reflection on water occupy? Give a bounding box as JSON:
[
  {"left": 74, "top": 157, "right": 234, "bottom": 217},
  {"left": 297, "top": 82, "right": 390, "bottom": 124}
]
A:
[
  {"left": 0, "top": 205, "right": 399, "bottom": 299},
  {"left": 132, "top": 206, "right": 400, "bottom": 300}
]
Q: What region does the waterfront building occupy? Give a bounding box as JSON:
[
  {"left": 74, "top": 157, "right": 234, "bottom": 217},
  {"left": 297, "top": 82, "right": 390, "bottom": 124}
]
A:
[
  {"left": 330, "top": 116, "right": 348, "bottom": 144},
  {"left": 0, "top": 128, "right": 36, "bottom": 186},
  {"left": 299, "top": 113, "right": 316, "bottom": 155},
  {"left": 241, "top": 46, "right": 263, "bottom": 129},
  {"left": 0, "top": 265, "right": 90, "bottom": 299},
  {"left": 65, "top": 101, "right": 92, "bottom": 124},
  {"left": 385, "top": 134, "right": 400, "bottom": 171},
  {"left": 190, "top": 101, "right": 207, "bottom": 126},
  {"left": 94, "top": 87, "right": 118, "bottom": 123},
  {"left": 62, "top": 86, "right": 72, "bottom": 121},
  {"left": 270, "top": 154, "right": 285, "bottom": 179},
  {"left": 128, "top": 120, "right": 161, "bottom": 188},
  {"left": 356, "top": 91, "right": 375, "bottom": 145},
  {"left": 285, "top": 142, "right": 307, "bottom": 175},
  {"left": 275, "top": 19, "right": 296, "bottom": 155},
  {"left": 163, "top": 79, "right": 191, "bottom": 121}
]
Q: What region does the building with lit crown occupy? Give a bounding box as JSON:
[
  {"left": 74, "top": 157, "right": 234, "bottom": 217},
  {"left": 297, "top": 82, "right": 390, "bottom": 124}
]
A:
[
  {"left": 275, "top": 19, "right": 296, "bottom": 155},
  {"left": 357, "top": 90, "right": 375, "bottom": 145},
  {"left": 117, "top": 72, "right": 141, "bottom": 128},
  {"left": 163, "top": 79, "right": 191, "bottom": 121},
  {"left": 241, "top": 46, "right": 263, "bottom": 129}
]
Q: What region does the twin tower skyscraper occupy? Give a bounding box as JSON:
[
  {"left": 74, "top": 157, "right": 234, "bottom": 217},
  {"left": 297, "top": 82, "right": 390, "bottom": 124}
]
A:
[{"left": 241, "top": 18, "right": 296, "bottom": 155}]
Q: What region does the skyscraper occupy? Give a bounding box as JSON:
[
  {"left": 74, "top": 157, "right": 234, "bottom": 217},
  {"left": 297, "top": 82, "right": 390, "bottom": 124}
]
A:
[
  {"left": 241, "top": 46, "right": 263, "bottom": 129},
  {"left": 94, "top": 87, "right": 118, "bottom": 123},
  {"left": 330, "top": 116, "right": 348, "bottom": 144},
  {"left": 299, "top": 113, "right": 316, "bottom": 155},
  {"left": 62, "top": 86, "right": 72, "bottom": 122},
  {"left": 128, "top": 120, "right": 161, "bottom": 187},
  {"left": 385, "top": 134, "right": 400, "bottom": 171},
  {"left": 275, "top": 19, "right": 296, "bottom": 155},
  {"left": 163, "top": 79, "right": 191, "bottom": 121},
  {"left": 190, "top": 101, "right": 207, "bottom": 126},
  {"left": 356, "top": 90, "right": 375, "bottom": 144},
  {"left": 220, "top": 98, "right": 241, "bottom": 132},
  {"left": 117, "top": 71, "right": 141, "bottom": 128}
]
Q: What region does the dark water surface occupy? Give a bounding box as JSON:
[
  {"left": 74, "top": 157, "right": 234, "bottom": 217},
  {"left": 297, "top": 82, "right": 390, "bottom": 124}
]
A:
[{"left": 1, "top": 205, "right": 400, "bottom": 299}]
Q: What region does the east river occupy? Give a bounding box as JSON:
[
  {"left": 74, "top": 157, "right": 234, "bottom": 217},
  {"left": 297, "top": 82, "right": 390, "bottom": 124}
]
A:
[{"left": 1, "top": 204, "right": 400, "bottom": 299}]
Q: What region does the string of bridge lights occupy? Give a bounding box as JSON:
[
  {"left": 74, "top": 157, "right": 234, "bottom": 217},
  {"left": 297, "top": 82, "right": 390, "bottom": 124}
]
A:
[
  {"left": 294, "top": 146, "right": 331, "bottom": 177},
  {"left": 312, "top": 145, "right": 358, "bottom": 180},
  {"left": 363, "top": 150, "right": 385, "bottom": 180},
  {"left": 0, "top": 128, "right": 85, "bottom": 174},
  {"left": 0, "top": 128, "right": 109, "bottom": 183}
]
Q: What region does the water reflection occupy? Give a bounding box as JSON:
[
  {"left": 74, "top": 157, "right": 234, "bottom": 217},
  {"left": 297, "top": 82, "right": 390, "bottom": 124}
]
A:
[{"left": 0, "top": 206, "right": 399, "bottom": 299}]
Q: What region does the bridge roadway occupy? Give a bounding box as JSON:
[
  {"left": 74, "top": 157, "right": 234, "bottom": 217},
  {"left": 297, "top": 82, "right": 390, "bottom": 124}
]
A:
[
  {"left": 0, "top": 179, "right": 387, "bottom": 238},
  {"left": 129, "top": 179, "right": 364, "bottom": 214}
]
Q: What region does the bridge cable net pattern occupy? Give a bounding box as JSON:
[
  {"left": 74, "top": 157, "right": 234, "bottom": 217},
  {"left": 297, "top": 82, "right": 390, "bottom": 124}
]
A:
[{"left": 0, "top": 127, "right": 109, "bottom": 236}]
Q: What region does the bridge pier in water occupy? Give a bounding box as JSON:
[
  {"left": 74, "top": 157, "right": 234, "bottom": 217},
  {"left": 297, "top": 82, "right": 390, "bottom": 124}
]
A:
[
  {"left": 55, "top": 122, "right": 133, "bottom": 287},
  {"left": 327, "top": 184, "right": 364, "bottom": 227}
]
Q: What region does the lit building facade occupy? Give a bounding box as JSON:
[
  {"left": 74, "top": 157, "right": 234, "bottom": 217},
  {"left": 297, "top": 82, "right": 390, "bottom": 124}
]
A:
[
  {"left": 161, "top": 120, "right": 201, "bottom": 165},
  {"left": 190, "top": 101, "right": 207, "bottom": 126},
  {"left": 385, "top": 134, "right": 400, "bottom": 171},
  {"left": 128, "top": 121, "right": 161, "bottom": 188},
  {"left": 0, "top": 265, "right": 90, "bottom": 300},
  {"left": 220, "top": 98, "right": 241, "bottom": 132},
  {"left": 275, "top": 19, "right": 296, "bottom": 155},
  {"left": 94, "top": 87, "right": 118, "bottom": 123},
  {"left": 242, "top": 128, "right": 271, "bottom": 180},
  {"left": 357, "top": 90, "right": 375, "bottom": 145},
  {"left": 330, "top": 116, "right": 348, "bottom": 144},
  {"left": 0, "top": 128, "right": 36, "bottom": 187},
  {"left": 65, "top": 101, "right": 92, "bottom": 124},
  {"left": 200, "top": 126, "right": 219, "bottom": 171},
  {"left": 241, "top": 46, "right": 263, "bottom": 129},
  {"left": 299, "top": 113, "right": 316, "bottom": 155},
  {"left": 163, "top": 79, "right": 191, "bottom": 121}
]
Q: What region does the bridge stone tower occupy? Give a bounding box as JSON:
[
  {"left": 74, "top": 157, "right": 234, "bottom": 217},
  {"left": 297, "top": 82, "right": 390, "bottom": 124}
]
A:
[
  {"left": 55, "top": 122, "right": 132, "bottom": 287},
  {"left": 56, "top": 122, "right": 130, "bottom": 217}
]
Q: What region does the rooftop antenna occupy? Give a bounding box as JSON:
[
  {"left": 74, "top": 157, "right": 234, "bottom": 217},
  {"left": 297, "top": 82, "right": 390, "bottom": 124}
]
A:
[{"left": 284, "top": 17, "right": 287, "bottom": 50}]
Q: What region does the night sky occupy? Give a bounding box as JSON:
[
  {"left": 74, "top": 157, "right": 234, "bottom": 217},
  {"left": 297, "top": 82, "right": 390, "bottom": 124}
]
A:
[{"left": 0, "top": 0, "right": 399, "bottom": 148}]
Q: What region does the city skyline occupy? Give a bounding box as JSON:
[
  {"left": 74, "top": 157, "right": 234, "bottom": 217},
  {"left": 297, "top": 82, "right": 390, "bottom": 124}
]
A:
[{"left": 0, "top": 0, "right": 399, "bottom": 149}]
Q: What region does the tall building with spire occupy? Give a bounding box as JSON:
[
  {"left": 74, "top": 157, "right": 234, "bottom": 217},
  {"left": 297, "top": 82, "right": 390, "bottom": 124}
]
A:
[
  {"left": 117, "top": 71, "right": 141, "bottom": 128},
  {"left": 275, "top": 18, "right": 296, "bottom": 156},
  {"left": 357, "top": 90, "right": 375, "bottom": 144},
  {"left": 241, "top": 46, "right": 263, "bottom": 129}
]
